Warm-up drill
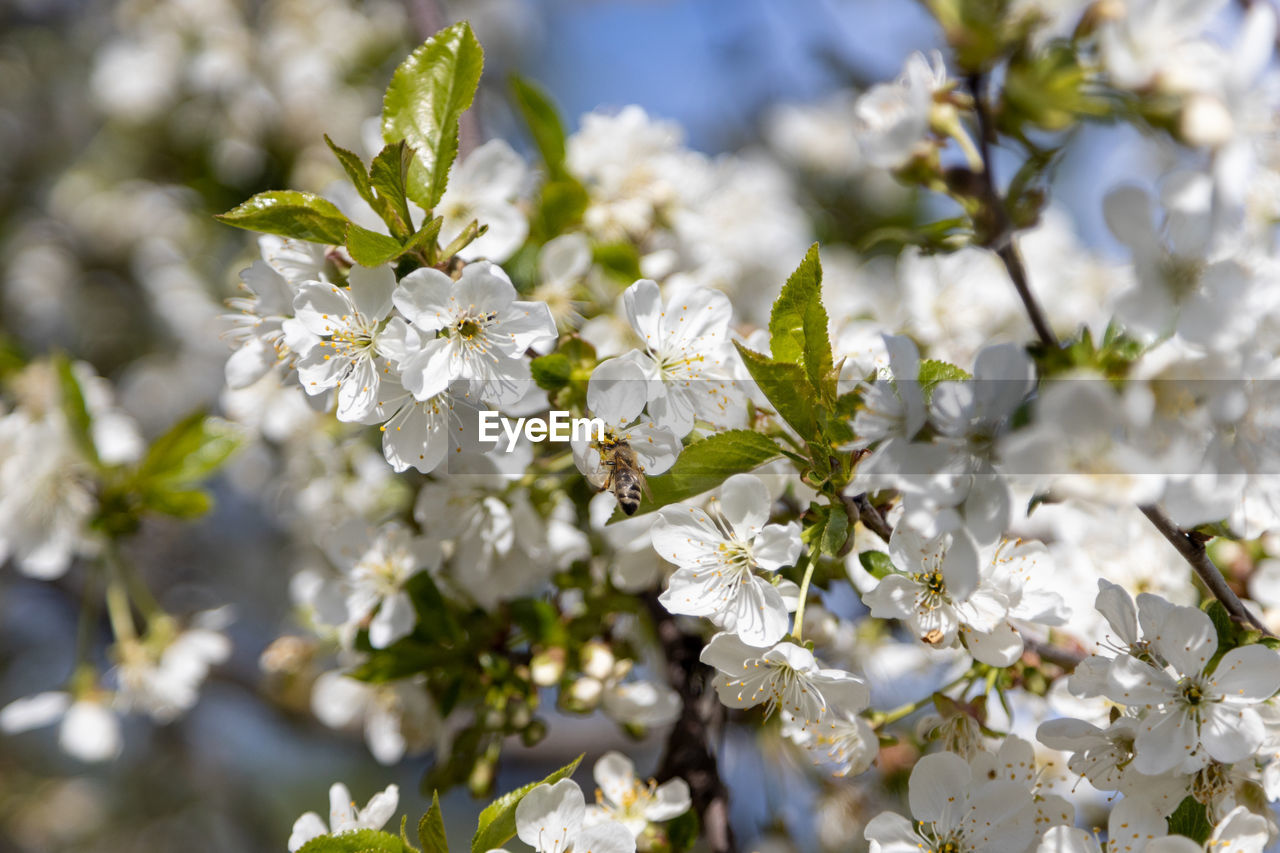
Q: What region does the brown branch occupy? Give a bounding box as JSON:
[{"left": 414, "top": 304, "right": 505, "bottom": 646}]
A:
[
  {"left": 846, "top": 493, "right": 893, "bottom": 545},
  {"left": 967, "top": 76, "right": 1277, "bottom": 640},
  {"left": 966, "top": 73, "right": 1059, "bottom": 350},
  {"left": 1139, "top": 505, "right": 1276, "bottom": 637},
  {"left": 643, "top": 594, "right": 737, "bottom": 853}
]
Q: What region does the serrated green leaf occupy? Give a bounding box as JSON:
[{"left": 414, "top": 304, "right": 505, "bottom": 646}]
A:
[
  {"left": 298, "top": 829, "right": 412, "bottom": 853},
  {"left": 135, "top": 412, "right": 242, "bottom": 490},
  {"left": 419, "top": 792, "right": 448, "bottom": 853},
  {"left": 470, "top": 755, "right": 583, "bottom": 853},
  {"left": 54, "top": 356, "right": 100, "bottom": 467},
  {"left": 621, "top": 430, "right": 782, "bottom": 518},
  {"left": 382, "top": 22, "right": 484, "bottom": 210},
  {"left": 403, "top": 217, "right": 444, "bottom": 259},
  {"left": 325, "top": 135, "right": 391, "bottom": 223},
  {"left": 918, "top": 359, "right": 971, "bottom": 401},
  {"left": 822, "top": 503, "right": 850, "bottom": 556},
  {"left": 734, "top": 343, "right": 817, "bottom": 439},
  {"left": 370, "top": 140, "right": 417, "bottom": 240},
  {"left": 768, "top": 243, "right": 834, "bottom": 399},
  {"left": 347, "top": 223, "right": 406, "bottom": 267},
  {"left": 510, "top": 75, "right": 568, "bottom": 177},
  {"left": 216, "top": 191, "right": 351, "bottom": 245},
  {"left": 1166, "top": 796, "right": 1212, "bottom": 844},
  {"left": 858, "top": 550, "right": 895, "bottom": 580}
]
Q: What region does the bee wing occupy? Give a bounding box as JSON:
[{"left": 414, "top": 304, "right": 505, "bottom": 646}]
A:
[{"left": 638, "top": 471, "right": 654, "bottom": 501}]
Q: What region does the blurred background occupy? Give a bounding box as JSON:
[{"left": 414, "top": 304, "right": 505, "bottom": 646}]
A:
[{"left": 0, "top": 0, "right": 1187, "bottom": 850}]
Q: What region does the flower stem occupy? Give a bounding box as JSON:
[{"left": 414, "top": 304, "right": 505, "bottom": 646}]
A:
[{"left": 791, "top": 550, "right": 816, "bottom": 642}]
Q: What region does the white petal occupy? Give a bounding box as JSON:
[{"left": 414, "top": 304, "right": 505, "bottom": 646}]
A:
[
  {"left": 623, "top": 280, "right": 664, "bottom": 345},
  {"left": 59, "top": 701, "right": 122, "bottom": 762},
  {"left": 1199, "top": 704, "right": 1263, "bottom": 764},
  {"left": 289, "top": 813, "right": 329, "bottom": 853},
  {"left": 393, "top": 268, "right": 455, "bottom": 332},
  {"left": 515, "top": 779, "right": 586, "bottom": 853},
  {"left": 572, "top": 820, "right": 636, "bottom": 853},
  {"left": 644, "top": 778, "right": 691, "bottom": 821},
  {"left": 588, "top": 358, "right": 648, "bottom": 426},
  {"left": 0, "top": 691, "right": 70, "bottom": 733},
  {"left": 718, "top": 473, "right": 771, "bottom": 538},
  {"left": 368, "top": 591, "right": 416, "bottom": 649},
  {"left": 357, "top": 784, "right": 400, "bottom": 830},
  {"left": 593, "top": 751, "right": 637, "bottom": 808},
  {"left": 1150, "top": 605, "right": 1217, "bottom": 677},
  {"left": 907, "top": 751, "right": 971, "bottom": 824},
  {"left": 1211, "top": 644, "right": 1280, "bottom": 703}
]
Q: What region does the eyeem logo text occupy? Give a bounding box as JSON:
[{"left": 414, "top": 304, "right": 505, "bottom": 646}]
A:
[{"left": 479, "top": 411, "right": 606, "bottom": 453}]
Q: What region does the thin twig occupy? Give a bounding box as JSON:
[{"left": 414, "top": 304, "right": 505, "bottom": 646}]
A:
[
  {"left": 847, "top": 493, "right": 893, "bottom": 544},
  {"left": 966, "top": 73, "right": 1059, "bottom": 350},
  {"left": 1139, "top": 505, "right": 1276, "bottom": 637},
  {"left": 643, "top": 594, "right": 737, "bottom": 853},
  {"left": 969, "top": 75, "right": 1275, "bottom": 639}
]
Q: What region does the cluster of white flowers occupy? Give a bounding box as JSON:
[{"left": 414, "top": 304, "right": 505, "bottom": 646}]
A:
[{"left": 14, "top": 2, "right": 1280, "bottom": 851}]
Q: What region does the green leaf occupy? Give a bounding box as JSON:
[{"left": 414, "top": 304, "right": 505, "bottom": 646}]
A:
[
  {"left": 858, "top": 550, "right": 895, "bottom": 580},
  {"left": 510, "top": 75, "right": 568, "bottom": 177},
  {"left": 666, "top": 808, "right": 700, "bottom": 852},
  {"left": 419, "top": 792, "right": 448, "bottom": 853},
  {"left": 535, "top": 180, "right": 589, "bottom": 238},
  {"left": 325, "top": 135, "right": 390, "bottom": 224},
  {"left": 382, "top": 21, "right": 484, "bottom": 210},
  {"left": 54, "top": 356, "right": 100, "bottom": 467},
  {"left": 370, "top": 140, "right": 417, "bottom": 240},
  {"left": 403, "top": 217, "right": 444, "bottom": 259},
  {"left": 821, "top": 502, "right": 850, "bottom": 556},
  {"left": 140, "top": 488, "right": 212, "bottom": 519},
  {"left": 347, "top": 223, "right": 407, "bottom": 267},
  {"left": 768, "top": 243, "right": 834, "bottom": 397},
  {"left": 918, "top": 359, "right": 971, "bottom": 401},
  {"left": 624, "top": 430, "right": 783, "bottom": 518},
  {"left": 470, "top": 755, "right": 583, "bottom": 853},
  {"left": 591, "top": 241, "right": 642, "bottom": 282},
  {"left": 734, "top": 343, "right": 817, "bottom": 439},
  {"left": 298, "top": 829, "right": 412, "bottom": 853},
  {"left": 216, "top": 191, "right": 351, "bottom": 245},
  {"left": 530, "top": 353, "right": 572, "bottom": 393},
  {"left": 135, "top": 412, "right": 242, "bottom": 490},
  {"left": 1166, "top": 796, "right": 1212, "bottom": 844}
]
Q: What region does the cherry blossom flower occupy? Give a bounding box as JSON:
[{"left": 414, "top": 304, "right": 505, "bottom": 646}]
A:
[
  {"left": 572, "top": 358, "right": 682, "bottom": 486},
  {"left": 699, "top": 632, "right": 868, "bottom": 728},
  {"left": 392, "top": 261, "right": 556, "bottom": 407},
  {"left": 288, "top": 782, "right": 399, "bottom": 852},
  {"left": 585, "top": 751, "right": 691, "bottom": 837},
  {"left": 611, "top": 278, "right": 738, "bottom": 437},
  {"left": 1104, "top": 604, "right": 1280, "bottom": 774},
  {"left": 654, "top": 473, "right": 801, "bottom": 647},
  {"left": 292, "top": 265, "right": 399, "bottom": 422},
  {"left": 323, "top": 520, "right": 440, "bottom": 649},
  {"left": 0, "top": 690, "right": 122, "bottom": 763},
  {"left": 512, "top": 779, "right": 636, "bottom": 853},
  {"left": 863, "top": 750, "right": 1037, "bottom": 853}
]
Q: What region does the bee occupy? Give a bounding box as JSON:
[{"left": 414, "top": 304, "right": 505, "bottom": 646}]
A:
[{"left": 589, "top": 435, "right": 650, "bottom": 515}]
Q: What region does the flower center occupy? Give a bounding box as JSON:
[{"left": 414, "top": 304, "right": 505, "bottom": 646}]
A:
[{"left": 1181, "top": 681, "right": 1204, "bottom": 706}]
